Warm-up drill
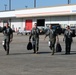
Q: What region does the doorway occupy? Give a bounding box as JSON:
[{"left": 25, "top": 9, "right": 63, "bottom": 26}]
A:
[
  {"left": 37, "top": 19, "right": 45, "bottom": 26},
  {"left": 25, "top": 20, "right": 32, "bottom": 30}
]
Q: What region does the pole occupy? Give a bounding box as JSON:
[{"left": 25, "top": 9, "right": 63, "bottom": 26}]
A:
[
  {"left": 34, "top": 0, "right": 36, "bottom": 8},
  {"left": 68, "top": 0, "right": 71, "bottom": 4},
  {"left": 68, "top": 0, "right": 71, "bottom": 25},
  {"left": 9, "top": 0, "right": 11, "bottom": 10},
  {"left": 9, "top": 0, "right": 11, "bottom": 26},
  {"left": 4, "top": 4, "right": 7, "bottom": 11},
  {"left": 25, "top": 6, "right": 27, "bottom": 8}
]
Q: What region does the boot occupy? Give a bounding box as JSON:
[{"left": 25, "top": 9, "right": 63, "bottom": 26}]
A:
[{"left": 51, "top": 48, "right": 55, "bottom": 55}]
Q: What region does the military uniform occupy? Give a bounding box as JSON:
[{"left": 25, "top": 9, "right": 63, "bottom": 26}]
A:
[
  {"left": 64, "top": 29, "right": 73, "bottom": 54},
  {"left": 29, "top": 27, "right": 40, "bottom": 53},
  {"left": 3, "top": 26, "right": 13, "bottom": 55},
  {"left": 45, "top": 28, "right": 57, "bottom": 55}
]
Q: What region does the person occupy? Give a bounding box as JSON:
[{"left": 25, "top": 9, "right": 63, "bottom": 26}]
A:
[
  {"left": 44, "top": 24, "right": 59, "bottom": 55},
  {"left": 2, "top": 23, "right": 13, "bottom": 55},
  {"left": 64, "top": 25, "right": 73, "bottom": 54},
  {"left": 29, "top": 23, "right": 40, "bottom": 54}
]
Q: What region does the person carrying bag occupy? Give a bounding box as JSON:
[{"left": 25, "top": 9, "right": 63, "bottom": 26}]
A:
[{"left": 44, "top": 24, "right": 59, "bottom": 55}]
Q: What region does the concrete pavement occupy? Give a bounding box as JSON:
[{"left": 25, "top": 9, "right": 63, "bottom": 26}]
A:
[{"left": 0, "top": 33, "right": 76, "bottom": 75}]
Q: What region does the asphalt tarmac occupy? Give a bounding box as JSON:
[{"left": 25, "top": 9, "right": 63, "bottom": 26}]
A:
[{"left": 0, "top": 33, "right": 76, "bottom": 75}]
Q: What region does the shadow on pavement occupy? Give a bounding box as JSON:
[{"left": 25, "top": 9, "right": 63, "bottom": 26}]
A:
[
  {"left": 8, "top": 51, "right": 76, "bottom": 55},
  {"left": 60, "top": 51, "right": 76, "bottom": 55},
  {"left": 9, "top": 51, "right": 51, "bottom": 55},
  {"left": 37, "top": 51, "right": 51, "bottom": 54},
  {"left": 9, "top": 52, "right": 34, "bottom": 55}
]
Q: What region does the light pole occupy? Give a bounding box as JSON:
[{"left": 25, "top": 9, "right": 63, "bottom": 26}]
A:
[
  {"left": 25, "top": 6, "right": 27, "bottom": 8},
  {"left": 68, "top": 0, "right": 71, "bottom": 4},
  {"left": 9, "top": 0, "right": 11, "bottom": 10},
  {"left": 4, "top": 4, "right": 7, "bottom": 11},
  {"left": 67, "top": 0, "right": 71, "bottom": 25},
  {"left": 9, "top": 0, "right": 11, "bottom": 26},
  {"left": 34, "top": 0, "right": 36, "bottom": 8}
]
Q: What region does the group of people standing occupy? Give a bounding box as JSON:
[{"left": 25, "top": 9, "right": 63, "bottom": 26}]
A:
[{"left": 29, "top": 23, "right": 73, "bottom": 55}]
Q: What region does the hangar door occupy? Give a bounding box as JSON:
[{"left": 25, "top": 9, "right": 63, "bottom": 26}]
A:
[
  {"left": 25, "top": 20, "right": 32, "bottom": 30},
  {"left": 37, "top": 19, "right": 45, "bottom": 26}
]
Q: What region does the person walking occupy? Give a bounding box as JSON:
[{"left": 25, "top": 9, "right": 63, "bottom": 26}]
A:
[
  {"left": 44, "top": 24, "right": 59, "bottom": 55},
  {"left": 29, "top": 23, "right": 40, "bottom": 54},
  {"left": 2, "top": 23, "right": 13, "bottom": 55},
  {"left": 64, "top": 25, "right": 73, "bottom": 54}
]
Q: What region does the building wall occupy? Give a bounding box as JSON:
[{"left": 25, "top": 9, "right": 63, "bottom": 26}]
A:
[
  {"left": 11, "top": 18, "right": 23, "bottom": 31},
  {"left": 0, "top": 20, "right": 3, "bottom": 27},
  {"left": 0, "top": 15, "right": 76, "bottom": 31},
  {"left": 69, "top": 15, "right": 76, "bottom": 24},
  {"left": 32, "top": 17, "right": 51, "bottom": 27},
  {"left": 15, "top": 5, "right": 76, "bottom": 18},
  {"left": 10, "top": 15, "right": 76, "bottom": 31},
  {"left": 0, "top": 5, "right": 76, "bottom": 18},
  {"left": 0, "top": 5, "right": 76, "bottom": 31},
  {"left": 50, "top": 16, "right": 69, "bottom": 28},
  {"left": 0, "top": 11, "right": 15, "bottom": 18},
  {"left": 50, "top": 15, "right": 76, "bottom": 28},
  {"left": 15, "top": 17, "right": 51, "bottom": 31}
]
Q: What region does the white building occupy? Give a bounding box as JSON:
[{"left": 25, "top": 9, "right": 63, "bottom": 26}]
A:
[{"left": 0, "top": 4, "right": 76, "bottom": 31}]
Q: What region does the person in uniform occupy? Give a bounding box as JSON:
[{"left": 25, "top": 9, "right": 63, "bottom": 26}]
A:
[
  {"left": 64, "top": 25, "right": 73, "bottom": 54},
  {"left": 44, "top": 24, "right": 59, "bottom": 55},
  {"left": 29, "top": 23, "right": 40, "bottom": 54},
  {"left": 2, "top": 23, "right": 13, "bottom": 55}
]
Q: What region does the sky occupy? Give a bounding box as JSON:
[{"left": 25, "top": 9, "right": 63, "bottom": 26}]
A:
[{"left": 0, "top": 0, "right": 76, "bottom": 11}]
